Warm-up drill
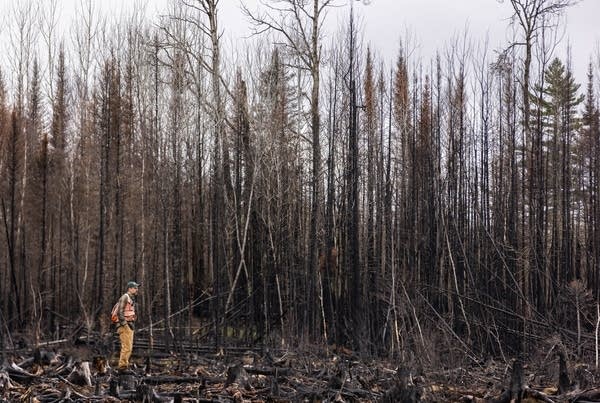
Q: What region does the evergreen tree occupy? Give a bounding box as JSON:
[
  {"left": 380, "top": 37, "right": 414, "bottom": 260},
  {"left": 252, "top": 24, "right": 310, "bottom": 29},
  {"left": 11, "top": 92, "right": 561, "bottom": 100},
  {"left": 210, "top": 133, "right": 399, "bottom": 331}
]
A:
[
  {"left": 579, "top": 63, "right": 600, "bottom": 291},
  {"left": 530, "top": 57, "right": 583, "bottom": 288}
]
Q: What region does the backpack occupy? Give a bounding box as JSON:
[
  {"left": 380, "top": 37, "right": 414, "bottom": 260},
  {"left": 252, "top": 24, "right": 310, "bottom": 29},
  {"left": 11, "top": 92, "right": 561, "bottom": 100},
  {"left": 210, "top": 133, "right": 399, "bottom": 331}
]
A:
[{"left": 110, "top": 302, "right": 120, "bottom": 323}]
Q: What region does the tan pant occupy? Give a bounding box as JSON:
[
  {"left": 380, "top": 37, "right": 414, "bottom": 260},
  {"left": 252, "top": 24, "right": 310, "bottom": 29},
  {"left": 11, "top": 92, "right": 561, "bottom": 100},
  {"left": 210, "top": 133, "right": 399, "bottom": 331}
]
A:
[{"left": 117, "top": 324, "right": 134, "bottom": 369}]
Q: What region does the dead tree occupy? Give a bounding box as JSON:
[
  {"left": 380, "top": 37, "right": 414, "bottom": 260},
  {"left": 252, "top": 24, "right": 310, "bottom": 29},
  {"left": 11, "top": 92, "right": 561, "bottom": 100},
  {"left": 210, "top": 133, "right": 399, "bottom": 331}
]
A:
[
  {"left": 501, "top": 0, "right": 577, "bottom": 353},
  {"left": 243, "top": 0, "right": 335, "bottom": 342}
]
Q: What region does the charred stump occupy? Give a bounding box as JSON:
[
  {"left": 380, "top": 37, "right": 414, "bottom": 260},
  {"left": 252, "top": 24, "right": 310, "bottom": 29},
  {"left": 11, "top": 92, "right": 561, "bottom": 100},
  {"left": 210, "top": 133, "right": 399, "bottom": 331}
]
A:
[
  {"left": 379, "top": 367, "right": 421, "bottom": 403},
  {"left": 557, "top": 349, "right": 571, "bottom": 394}
]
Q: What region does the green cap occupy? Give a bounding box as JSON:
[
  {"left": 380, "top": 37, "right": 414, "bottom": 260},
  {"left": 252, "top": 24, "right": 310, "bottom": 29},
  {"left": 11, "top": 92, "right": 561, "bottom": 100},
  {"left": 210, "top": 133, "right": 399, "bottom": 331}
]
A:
[{"left": 127, "top": 281, "right": 140, "bottom": 289}]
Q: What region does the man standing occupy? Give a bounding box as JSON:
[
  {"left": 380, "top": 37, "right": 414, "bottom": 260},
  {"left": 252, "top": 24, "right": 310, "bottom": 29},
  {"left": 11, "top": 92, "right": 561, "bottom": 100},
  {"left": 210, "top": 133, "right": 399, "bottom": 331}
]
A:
[{"left": 116, "top": 281, "right": 139, "bottom": 373}]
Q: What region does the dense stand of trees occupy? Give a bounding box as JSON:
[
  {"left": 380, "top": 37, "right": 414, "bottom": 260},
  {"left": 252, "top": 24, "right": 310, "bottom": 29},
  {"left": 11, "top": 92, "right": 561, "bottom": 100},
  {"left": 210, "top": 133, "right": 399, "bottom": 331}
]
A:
[{"left": 1, "top": 0, "right": 599, "bottom": 363}]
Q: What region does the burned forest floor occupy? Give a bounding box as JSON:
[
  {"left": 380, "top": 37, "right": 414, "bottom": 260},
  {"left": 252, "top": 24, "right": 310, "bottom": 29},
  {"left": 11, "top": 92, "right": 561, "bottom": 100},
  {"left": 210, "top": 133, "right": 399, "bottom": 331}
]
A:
[{"left": 2, "top": 333, "right": 600, "bottom": 402}]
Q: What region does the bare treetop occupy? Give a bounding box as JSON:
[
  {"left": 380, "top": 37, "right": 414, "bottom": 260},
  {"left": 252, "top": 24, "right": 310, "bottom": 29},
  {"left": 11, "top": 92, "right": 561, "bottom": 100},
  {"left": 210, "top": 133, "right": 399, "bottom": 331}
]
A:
[
  {"left": 501, "top": 0, "right": 578, "bottom": 39},
  {"left": 241, "top": 0, "right": 338, "bottom": 70}
]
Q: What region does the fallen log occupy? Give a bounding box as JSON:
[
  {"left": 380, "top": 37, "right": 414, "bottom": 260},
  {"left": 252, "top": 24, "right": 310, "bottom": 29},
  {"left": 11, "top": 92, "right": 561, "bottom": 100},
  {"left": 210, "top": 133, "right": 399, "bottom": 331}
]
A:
[
  {"left": 142, "top": 374, "right": 205, "bottom": 384},
  {"left": 4, "top": 361, "right": 38, "bottom": 383},
  {"left": 244, "top": 365, "right": 293, "bottom": 377},
  {"left": 48, "top": 355, "right": 76, "bottom": 377},
  {"left": 134, "top": 383, "right": 171, "bottom": 402},
  {"left": 570, "top": 388, "right": 600, "bottom": 402},
  {"left": 342, "top": 385, "right": 379, "bottom": 400},
  {"left": 117, "top": 384, "right": 209, "bottom": 402}
]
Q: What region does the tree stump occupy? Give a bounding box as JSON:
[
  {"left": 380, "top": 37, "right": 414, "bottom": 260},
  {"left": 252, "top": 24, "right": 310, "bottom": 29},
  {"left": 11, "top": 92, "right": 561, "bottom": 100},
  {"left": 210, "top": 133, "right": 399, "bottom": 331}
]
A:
[
  {"left": 67, "top": 361, "right": 92, "bottom": 386},
  {"left": 379, "top": 367, "right": 421, "bottom": 403}
]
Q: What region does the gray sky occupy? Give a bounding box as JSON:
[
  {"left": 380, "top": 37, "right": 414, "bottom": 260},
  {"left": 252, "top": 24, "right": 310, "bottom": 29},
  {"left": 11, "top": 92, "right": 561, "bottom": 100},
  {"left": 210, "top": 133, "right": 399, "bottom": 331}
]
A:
[
  {"left": 219, "top": 0, "right": 599, "bottom": 85},
  {"left": 0, "top": 0, "right": 598, "bottom": 86}
]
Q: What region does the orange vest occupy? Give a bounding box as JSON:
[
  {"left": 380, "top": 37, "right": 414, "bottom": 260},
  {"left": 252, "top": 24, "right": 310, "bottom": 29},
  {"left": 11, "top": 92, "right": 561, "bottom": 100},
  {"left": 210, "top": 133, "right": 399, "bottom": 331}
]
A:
[{"left": 123, "top": 295, "right": 136, "bottom": 322}]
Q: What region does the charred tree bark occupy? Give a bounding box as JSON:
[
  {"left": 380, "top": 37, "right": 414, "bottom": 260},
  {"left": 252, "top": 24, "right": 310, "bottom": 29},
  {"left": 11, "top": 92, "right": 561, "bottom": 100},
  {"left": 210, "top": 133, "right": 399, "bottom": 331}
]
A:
[{"left": 346, "top": 10, "right": 362, "bottom": 350}]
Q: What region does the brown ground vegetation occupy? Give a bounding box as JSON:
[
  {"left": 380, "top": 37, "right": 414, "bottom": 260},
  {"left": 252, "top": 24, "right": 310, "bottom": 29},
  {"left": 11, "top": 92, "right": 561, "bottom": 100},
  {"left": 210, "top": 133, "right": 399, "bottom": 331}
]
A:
[{"left": 2, "top": 333, "right": 600, "bottom": 402}]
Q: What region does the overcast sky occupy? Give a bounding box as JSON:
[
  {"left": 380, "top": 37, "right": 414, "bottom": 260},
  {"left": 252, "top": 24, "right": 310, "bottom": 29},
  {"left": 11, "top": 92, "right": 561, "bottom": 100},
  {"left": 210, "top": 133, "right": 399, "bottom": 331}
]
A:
[
  {"left": 220, "top": 0, "right": 599, "bottom": 85},
  {"left": 0, "top": 0, "right": 598, "bottom": 86},
  {"left": 172, "top": 0, "right": 597, "bottom": 85}
]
